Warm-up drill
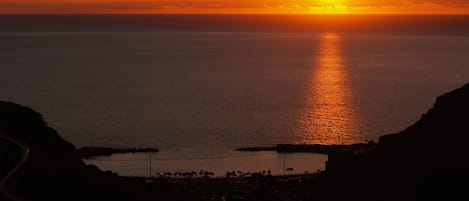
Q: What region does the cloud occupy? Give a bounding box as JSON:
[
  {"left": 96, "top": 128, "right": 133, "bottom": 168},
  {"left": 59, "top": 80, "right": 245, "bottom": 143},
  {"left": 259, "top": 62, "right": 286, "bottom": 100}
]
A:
[
  {"left": 1, "top": 0, "right": 469, "bottom": 14},
  {"left": 346, "top": 0, "right": 469, "bottom": 7}
]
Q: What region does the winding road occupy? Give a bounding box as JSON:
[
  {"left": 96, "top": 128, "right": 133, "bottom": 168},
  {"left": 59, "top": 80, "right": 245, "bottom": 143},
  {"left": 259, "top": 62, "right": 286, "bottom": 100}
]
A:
[{"left": 0, "top": 134, "right": 29, "bottom": 201}]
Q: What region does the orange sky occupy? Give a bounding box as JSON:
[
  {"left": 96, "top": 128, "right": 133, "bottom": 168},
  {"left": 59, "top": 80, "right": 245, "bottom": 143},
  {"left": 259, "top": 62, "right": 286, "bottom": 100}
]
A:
[{"left": 1, "top": 0, "right": 469, "bottom": 14}]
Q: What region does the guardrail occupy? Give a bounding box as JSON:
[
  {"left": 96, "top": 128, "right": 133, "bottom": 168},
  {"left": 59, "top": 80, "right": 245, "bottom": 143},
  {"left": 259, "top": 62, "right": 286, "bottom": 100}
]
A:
[{"left": 0, "top": 133, "right": 29, "bottom": 201}]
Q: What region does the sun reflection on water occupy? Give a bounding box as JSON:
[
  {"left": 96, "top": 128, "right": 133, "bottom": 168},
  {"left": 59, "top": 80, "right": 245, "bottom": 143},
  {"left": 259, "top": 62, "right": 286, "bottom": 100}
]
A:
[{"left": 297, "top": 33, "right": 361, "bottom": 145}]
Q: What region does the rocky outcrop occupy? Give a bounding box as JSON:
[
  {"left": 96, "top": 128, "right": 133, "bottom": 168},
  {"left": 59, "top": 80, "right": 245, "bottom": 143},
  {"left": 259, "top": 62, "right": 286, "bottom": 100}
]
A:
[
  {"left": 325, "top": 83, "right": 469, "bottom": 201},
  {"left": 0, "top": 102, "right": 126, "bottom": 201},
  {"left": 377, "top": 83, "right": 469, "bottom": 173}
]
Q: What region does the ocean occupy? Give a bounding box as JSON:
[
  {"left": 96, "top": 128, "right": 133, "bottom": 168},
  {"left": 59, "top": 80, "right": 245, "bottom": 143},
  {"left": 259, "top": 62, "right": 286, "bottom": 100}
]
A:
[{"left": 1, "top": 15, "right": 469, "bottom": 176}]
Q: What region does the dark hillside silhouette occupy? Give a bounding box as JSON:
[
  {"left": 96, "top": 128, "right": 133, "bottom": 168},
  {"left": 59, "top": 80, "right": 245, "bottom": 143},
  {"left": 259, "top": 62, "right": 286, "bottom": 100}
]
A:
[
  {"left": 324, "top": 83, "right": 469, "bottom": 201},
  {"left": 0, "top": 102, "right": 127, "bottom": 201}
]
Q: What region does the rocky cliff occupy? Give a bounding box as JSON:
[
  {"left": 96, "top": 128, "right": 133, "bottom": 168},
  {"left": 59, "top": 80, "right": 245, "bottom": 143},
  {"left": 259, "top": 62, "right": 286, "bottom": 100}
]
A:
[
  {"left": 0, "top": 102, "right": 126, "bottom": 201},
  {"left": 325, "top": 83, "right": 469, "bottom": 201}
]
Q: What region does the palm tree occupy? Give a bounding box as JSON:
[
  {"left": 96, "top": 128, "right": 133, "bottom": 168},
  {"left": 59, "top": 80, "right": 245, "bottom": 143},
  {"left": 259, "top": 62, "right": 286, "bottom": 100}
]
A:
[{"left": 287, "top": 168, "right": 294, "bottom": 175}]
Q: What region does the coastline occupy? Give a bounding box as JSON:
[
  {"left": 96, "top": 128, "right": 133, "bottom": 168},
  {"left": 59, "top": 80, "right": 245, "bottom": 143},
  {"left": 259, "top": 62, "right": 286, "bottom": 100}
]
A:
[
  {"left": 78, "top": 146, "right": 159, "bottom": 158},
  {"left": 83, "top": 151, "right": 327, "bottom": 177},
  {"left": 2, "top": 83, "right": 469, "bottom": 200},
  {"left": 236, "top": 142, "right": 376, "bottom": 154}
]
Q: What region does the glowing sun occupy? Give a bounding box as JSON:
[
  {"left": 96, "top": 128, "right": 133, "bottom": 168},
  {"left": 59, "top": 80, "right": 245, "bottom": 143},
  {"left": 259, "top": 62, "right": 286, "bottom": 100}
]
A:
[
  {"left": 319, "top": 0, "right": 345, "bottom": 7},
  {"left": 313, "top": 0, "right": 349, "bottom": 14}
]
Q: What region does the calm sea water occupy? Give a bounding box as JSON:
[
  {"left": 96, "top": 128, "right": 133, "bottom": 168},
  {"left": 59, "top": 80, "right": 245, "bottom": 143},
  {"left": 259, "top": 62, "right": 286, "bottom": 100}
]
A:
[{"left": 1, "top": 29, "right": 469, "bottom": 176}]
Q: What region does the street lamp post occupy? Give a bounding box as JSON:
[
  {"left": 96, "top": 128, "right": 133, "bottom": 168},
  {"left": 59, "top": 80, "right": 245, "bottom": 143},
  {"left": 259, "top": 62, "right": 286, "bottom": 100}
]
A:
[
  {"left": 149, "top": 150, "right": 152, "bottom": 178},
  {"left": 283, "top": 153, "right": 286, "bottom": 175}
]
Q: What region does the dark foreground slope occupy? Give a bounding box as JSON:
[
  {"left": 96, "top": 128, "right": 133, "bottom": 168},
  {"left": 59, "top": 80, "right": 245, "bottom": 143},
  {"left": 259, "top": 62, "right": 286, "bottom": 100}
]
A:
[
  {"left": 321, "top": 83, "right": 469, "bottom": 201},
  {"left": 0, "top": 102, "right": 129, "bottom": 201}
]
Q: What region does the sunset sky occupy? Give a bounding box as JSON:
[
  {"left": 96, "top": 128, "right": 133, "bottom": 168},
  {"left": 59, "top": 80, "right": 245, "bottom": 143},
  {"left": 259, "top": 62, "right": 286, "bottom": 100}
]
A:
[{"left": 1, "top": 0, "right": 469, "bottom": 14}]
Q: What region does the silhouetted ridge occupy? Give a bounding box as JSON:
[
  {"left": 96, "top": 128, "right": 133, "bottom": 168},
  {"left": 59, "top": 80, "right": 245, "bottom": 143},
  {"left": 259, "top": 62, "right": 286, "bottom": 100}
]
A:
[
  {"left": 384, "top": 83, "right": 469, "bottom": 137},
  {"left": 0, "top": 102, "right": 83, "bottom": 167},
  {"left": 326, "top": 83, "right": 469, "bottom": 201},
  {"left": 378, "top": 83, "right": 469, "bottom": 161},
  {"left": 0, "top": 101, "right": 126, "bottom": 201}
]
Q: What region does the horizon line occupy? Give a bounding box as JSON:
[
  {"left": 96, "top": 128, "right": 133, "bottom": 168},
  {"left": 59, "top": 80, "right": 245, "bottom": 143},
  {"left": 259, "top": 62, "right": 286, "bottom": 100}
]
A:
[{"left": 2, "top": 13, "right": 469, "bottom": 16}]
